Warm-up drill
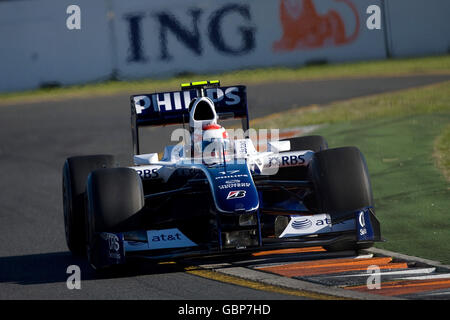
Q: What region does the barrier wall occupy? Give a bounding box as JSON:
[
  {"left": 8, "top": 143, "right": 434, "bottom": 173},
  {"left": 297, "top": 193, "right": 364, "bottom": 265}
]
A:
[
  {"left": 0, "top": 0, "right": 113, "bottom": 92},
  {"left": 384, "top": 0, "right": 450, "bottom": 57},
  {"left": 0, "top": 0, "right": 448, "bottom": 93}
]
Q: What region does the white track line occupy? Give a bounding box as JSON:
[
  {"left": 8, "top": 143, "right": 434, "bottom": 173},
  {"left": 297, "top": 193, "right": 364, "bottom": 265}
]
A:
[
  {"left": 323, "top": 268, "right": 436, "bottom": 278},
  {"left": 419, "top": 290, "right": 450, "bottom": 297},
  {"left": 252, "top": 253, "right": 374, "bottom": 269},
  {"left": 396, "top": 273, "right": 450, "bottom": 281},
  {"left": 354, "top": 254, "right": 375, "bottom": 259}
]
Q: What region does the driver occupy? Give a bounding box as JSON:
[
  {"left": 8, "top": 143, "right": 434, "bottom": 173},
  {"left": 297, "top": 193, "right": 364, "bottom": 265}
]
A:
[
  {"left": 198, "top": 123, "right": 230, "bottom": 159},
  {"left": 188, "top": 96, "right": 230, "bottom": 160}
]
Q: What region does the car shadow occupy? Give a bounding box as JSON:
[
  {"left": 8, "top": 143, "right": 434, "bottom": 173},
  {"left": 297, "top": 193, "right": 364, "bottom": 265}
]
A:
[
  {"left": 0, "top": 248, "right": 359, "bottom": 286},
  {"left": 0, "top": 251, "right": 186, "bottom": 285}
]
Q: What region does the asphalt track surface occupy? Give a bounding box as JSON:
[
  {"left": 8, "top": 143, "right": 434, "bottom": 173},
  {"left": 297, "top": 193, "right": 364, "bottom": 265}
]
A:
[{"left": 0, "top": 74, "right": 449, "bottom": 299}]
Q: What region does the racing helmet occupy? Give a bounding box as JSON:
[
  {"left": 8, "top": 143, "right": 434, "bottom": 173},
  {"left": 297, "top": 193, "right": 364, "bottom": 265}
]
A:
[{"left": 194, "top": 123, "right": 230, "bottom": 159}]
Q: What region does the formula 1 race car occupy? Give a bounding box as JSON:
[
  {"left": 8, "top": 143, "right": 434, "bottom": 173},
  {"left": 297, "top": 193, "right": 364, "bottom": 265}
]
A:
[{"left": 62, "top": 80, "right": 382, "bottom": 269}]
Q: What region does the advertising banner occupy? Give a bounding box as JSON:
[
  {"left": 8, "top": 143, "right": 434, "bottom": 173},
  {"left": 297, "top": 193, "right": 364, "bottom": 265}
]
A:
[{"left": 113, "top": 0, "right": 386, "bottom": 79}]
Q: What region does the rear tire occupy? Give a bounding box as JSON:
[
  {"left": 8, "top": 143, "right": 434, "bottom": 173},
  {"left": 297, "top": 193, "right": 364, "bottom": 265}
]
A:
[
  {"left": 309, "top": 147, "right": 374, "bottom": 252},
  {"left": 284, "top": 135, "right": 328, "bottom": 153},
  {"left": 62, "top": 155, "right": 115, "bottom": 255},
  {"left": 86, "top": 167, "right": 144, "bottom": 269}
]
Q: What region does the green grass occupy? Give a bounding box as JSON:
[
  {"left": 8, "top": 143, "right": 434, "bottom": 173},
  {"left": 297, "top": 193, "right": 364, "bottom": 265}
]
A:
[
  {"left": 434, "top": 124, "right": 450, "bottom": 182},
  {"left": 316, "top": 114, "right": 450, "bottom": 264},
  {"left": 1, "top": 54, "right": 450, "bottom": 106},
  {"left": 252, "top": 81, "right": 450, "bottom": 128},
  {"left": 253, "top": 81, "right": 450, "bottom": 264}
]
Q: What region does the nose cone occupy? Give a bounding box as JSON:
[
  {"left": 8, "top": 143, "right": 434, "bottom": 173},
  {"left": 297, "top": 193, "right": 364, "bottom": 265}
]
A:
[{"left": 206, "top": 163, "right": 259, "bottom": 214}]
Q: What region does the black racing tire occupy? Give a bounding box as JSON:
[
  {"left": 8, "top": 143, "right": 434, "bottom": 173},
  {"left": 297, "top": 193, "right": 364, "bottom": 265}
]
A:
[
  {"left": 86, "top": 167, "right": 144, "bottom": 269},
  {"left": 284, "top": 135, "right": 328, "bottom": 153},
  {"left": 309, "top": 147, "right": 374, "bottom": 252},
  {"left": 62, "top": 155, "right": 115, "bottom": 256},
  {"left": 309, "top": 146, "right": 373, "bottom": 214}
]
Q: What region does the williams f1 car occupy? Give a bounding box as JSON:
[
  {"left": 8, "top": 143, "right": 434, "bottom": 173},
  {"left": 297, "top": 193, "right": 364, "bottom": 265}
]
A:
[{"left": 62, "top": 80, "right": 382, "bottom": 269}]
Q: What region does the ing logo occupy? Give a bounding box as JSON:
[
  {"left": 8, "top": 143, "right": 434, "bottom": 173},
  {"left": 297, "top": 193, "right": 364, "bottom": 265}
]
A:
[{"left": 273, "top": 0, "right": 360, "bottom": 51}]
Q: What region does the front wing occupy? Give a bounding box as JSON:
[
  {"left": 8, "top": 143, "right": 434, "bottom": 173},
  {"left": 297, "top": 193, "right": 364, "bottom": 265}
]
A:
[{"left": 90, "top": 208, "right": 381, "bottom": 269}]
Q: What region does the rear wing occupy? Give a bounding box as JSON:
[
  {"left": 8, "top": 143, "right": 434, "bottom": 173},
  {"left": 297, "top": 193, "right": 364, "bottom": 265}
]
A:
[{"left": 130, "top": 83, "right": 249, "bottom": 155}]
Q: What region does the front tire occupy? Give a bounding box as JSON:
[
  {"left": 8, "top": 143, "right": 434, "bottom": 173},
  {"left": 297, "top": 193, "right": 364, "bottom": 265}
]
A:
[
  {"left": 310, "top": 146, "right": 373, "bottom": 214},
  {"left": 86, "top": 167, "right": 144, "bottom": 269},
  {"left": 309, "top": 147, "right": 375, "bottom": 251},
  {"left": 62, "top": 155, "right": 115, "bottom": 255}
]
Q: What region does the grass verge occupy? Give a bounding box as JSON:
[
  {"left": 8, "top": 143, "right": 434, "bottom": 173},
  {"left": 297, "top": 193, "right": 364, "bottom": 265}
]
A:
[
  {"left": 253, "top": 81, "right": 450, "bottom": 264},
  {"left": 1, "top": 54, "right": 450, "bottom": 106},
  {"left": 434, "top": 124, "right": 450, "bottom": 182}
]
